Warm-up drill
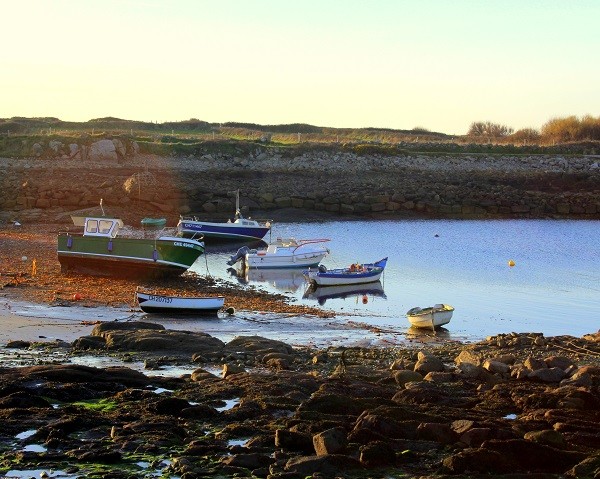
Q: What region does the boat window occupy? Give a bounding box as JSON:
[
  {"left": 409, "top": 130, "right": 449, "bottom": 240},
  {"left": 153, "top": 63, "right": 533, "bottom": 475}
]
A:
[
  {"left": 98, "top": 220, "right": 114, "bottom": 235},
  {"left": 85, "top": 219, "right": 98, "bottom": 234}
]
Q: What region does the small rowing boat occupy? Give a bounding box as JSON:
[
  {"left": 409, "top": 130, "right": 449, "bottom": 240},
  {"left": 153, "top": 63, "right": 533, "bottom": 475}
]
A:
[
  {"left": 406, "top": 303, "right": 454, "bottom": 330},
  {"left": 136, "top": 289, "right": 224, "bottom": 315}
]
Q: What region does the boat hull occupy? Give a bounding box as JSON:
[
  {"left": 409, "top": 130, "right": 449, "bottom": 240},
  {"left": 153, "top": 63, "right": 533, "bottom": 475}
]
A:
[
  {"left": 305, "top": 257, "right": 388, "bottom": 286},
  {"left": 136, "top": 292, "right": 224, "bottom": 315},
  {"left": 307, "top": 269, "right": 383, "bottom": 286},
  {"left": 246, "top": 251, "right": 328, "bottom": 269},
  {"left": 57, "top": 234, "right": 204, "bottom": 279},
  {"left": 178, "top": 220, "right": 270, "bottom": 241},
  {"left": 407, "top": 305, "right": 454, "bottom": 329}
]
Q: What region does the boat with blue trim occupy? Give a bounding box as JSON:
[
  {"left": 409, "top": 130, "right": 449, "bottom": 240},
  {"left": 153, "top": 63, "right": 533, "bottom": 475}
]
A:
[
  {"left": 136, "top": 289, "right": 224, "bottom": 315},
  {"left": 57, "top": 217, "right": 205, "bottom": 279},
  {"left": 177, "top": 190, "right": 271, "bottom": 241},
  {"left": 304, "top": 257, "right": 388, "bottom": 286}
]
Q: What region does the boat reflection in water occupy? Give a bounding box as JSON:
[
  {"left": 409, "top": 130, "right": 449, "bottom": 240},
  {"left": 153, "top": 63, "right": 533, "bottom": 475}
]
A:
[
  {"left": 303, "top": 281, "right": 386, "bottom": 306},
  {"left": 228, "top": 267, "right": 307, "bottom": 293},
  {"left": 405, "top": 326, "right": 451, "bottom": 341}
]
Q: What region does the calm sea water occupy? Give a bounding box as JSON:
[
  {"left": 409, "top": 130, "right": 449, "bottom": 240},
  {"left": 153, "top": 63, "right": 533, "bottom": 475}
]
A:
[{"left": 190, "top": 219, "right": 600, "bottom": 342}]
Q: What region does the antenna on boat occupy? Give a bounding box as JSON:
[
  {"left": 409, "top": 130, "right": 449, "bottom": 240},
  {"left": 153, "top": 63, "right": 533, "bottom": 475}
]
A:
[
  {"left": 100, "top": 198, "right": 105, "bottom": 216},
  {"left": 235, "top": 189, "right": 241, "bottom": 218}
]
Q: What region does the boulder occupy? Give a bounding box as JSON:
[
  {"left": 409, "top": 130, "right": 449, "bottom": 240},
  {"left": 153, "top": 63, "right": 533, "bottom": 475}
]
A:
[{"left": 89, "top": 139, "right": 118, "bottom": 162}]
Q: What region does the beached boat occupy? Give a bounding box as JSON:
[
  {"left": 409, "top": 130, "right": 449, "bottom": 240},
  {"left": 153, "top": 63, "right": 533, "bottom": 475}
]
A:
[
  {"left": 57, "top": 217, "right": 205, "bottom": 279},
  {"left": 406, "top": 304, "right": 454, "bottom": 330},
  {"left": 303, "top": 281, "right": 386, "bottom": 305},
  {"left": 227, "top": 238, "right": 330, "bottom": 269},
  {"left": 141, "top": 217, "right": 167, "bottom": 229},
  {"left": 136, "top": 290, "right": 224, "bottom": 315},
  {"left": 177, "top": 190, "right": 271, "bottom": 241},
  {"left": 304, "top": 257, "right": 388, "bottom": 286}
]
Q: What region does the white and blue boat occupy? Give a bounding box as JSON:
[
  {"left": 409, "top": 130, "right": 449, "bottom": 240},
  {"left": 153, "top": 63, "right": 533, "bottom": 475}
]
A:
[
  {"left": 177, "top": 191, "right": 271, "bottom": 241},
  {"left": 304, "top": 257, "right": 388, "bottom": 287}
]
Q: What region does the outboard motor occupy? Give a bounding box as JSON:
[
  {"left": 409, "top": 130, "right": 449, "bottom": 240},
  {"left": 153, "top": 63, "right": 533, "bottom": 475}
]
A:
[
  {"left": 227, "top": 246, "right": 250, "bottom": 266},
  {"left": 318, "top": 264, "right": 327, "bottom": 273}
]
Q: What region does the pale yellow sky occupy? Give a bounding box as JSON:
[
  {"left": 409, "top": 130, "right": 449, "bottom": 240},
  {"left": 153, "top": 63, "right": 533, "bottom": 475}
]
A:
[{"left": 1, "top": 0, "right": 599, "bottom": 134}]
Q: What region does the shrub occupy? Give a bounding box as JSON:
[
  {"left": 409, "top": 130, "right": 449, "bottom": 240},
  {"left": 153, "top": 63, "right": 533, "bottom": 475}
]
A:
[{"left": 467, "top": 121, "right": 514, "bottom": 138}]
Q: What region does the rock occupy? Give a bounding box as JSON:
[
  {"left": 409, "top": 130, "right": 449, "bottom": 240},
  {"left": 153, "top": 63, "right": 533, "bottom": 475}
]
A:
[
  {"left": 528, "top": 367, "right": 567, "bottom": 383},
  {"left": 565, "top": 454, "right": 600, "bottom": 478},
  {"left": 312, "top": 427, "right": 347, "bottom": 455},
  {"left": 460, "top": 427, "right": 492, "bottom": 447},
  {"left": 443, "top": 449, "right": 510, "bottom": 474},
  {"left": 523, "top": 429, "right": 566, "bottom": 448},
  {"left": 417, "top": 422, "right": 457, "bottom": 444},
  {"left": 522, "top": 357, "right": 545, "bottom": 372},
  {"left": 483, "top": 359, "right": 510, "bottom": 375},
  {"left": 284, "top": 454, "right": 363, "bottom": 475},
  {"left": 5, "top": 340, "right": 31, "bottom": 348},
  {"left": 352, "top": 413, "right": 420, "bottom": 440},
  {"left": 359, "top": 440, "right": 397, "bottom": 466},
  {"left": 423, "top": 371, "right": 454, "bottom": 383},
  {"left": 455, "top": 349, "right": 483, "bottom": 366},
  {"left": 544, "top": 355, "right": 575, "bottom": 370},
  {"left": 393, "top": 369, "right": 423, "bottom": 386},
  {"left": 414, "top": 351, "right": 445, "bottom": 374},
  {"left": 221, "top": 452, "right": 272, "bottom": 469},
  {"left": 31, "top": 143, "right": 43, "bottom": 157},
  {"left": 222, "top": 363, "right": 245, "bottom": 378},
  {"left": 225, "top": 336, "right": 293, "bottom": 356},
  {"left": 89, "top": 139, "right": 118, "bottom": 162},
  {"left": 275, "top": 429, "right": 314, "bottom": 453},
  {"left": 481, "top": 438, "right": 586, "bottom": 472}
]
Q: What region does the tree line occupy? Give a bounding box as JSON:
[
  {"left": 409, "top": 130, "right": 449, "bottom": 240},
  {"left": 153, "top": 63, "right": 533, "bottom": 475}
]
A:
[{"left": 467, "top": 115, "right": 600, "bottom": 144}]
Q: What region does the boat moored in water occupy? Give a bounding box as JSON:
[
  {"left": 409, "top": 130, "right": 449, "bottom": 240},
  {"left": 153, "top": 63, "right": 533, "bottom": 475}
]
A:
[
  {"left": 177, "top": 190, "right": 271, "bottom": 241},
  {"left": 57, "top": 217, "right": 205, "bottom": 279},
  {"left": 227, "top": 238, "right": 330, "bottom": 269},
  {"left": 304, "top": 257, "right": 388, "bottom": 286}
]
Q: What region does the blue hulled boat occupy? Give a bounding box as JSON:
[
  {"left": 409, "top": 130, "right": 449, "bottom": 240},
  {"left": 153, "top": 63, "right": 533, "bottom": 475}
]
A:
[{"left": 177, "top": 190, "right": 271, "bottom": 241}]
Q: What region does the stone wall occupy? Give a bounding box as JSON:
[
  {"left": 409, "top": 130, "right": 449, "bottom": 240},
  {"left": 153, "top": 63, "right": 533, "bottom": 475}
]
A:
[{"left": 1, "top": 148, "right": 599, "bottom": 224}]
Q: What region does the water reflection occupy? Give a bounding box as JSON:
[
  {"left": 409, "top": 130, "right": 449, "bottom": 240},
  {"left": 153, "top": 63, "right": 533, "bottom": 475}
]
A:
[
  {"left": 303, "top": 281, "right": 387, "bottom": 306},
  {"left": 405, "top": 325, "right": 451, "bottom": 341},
  {"left": 228, "top": 267, "right": 308, "bottom": 293}
]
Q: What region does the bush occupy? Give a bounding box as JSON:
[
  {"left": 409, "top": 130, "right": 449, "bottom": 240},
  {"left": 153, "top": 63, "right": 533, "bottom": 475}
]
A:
[
  {"left": 541, "top": 115, "right": 600, "bottom": 143},
  {"left": 467, "top": 121, "right": 514, "bottom": 138}
]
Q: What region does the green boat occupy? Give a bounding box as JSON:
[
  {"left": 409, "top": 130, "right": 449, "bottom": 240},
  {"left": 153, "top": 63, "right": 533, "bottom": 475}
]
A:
[
  {"left": 57, "top": 217, "right": 204, "bottom": 279},
  {"left": 141, "top": 217, "right": 167, "bottom": 229}
]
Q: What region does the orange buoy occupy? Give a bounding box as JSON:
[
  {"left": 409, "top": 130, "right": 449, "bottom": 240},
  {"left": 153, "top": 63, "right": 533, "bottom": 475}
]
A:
[
  {"left": 362, "top": 294, "right": 368, "bottom": 304},
  {"left": 73, "top": 293, "right": 82, "bottom": 301},
  {"left": 508, "top": 259, "right": 515, "bottom": 267}
]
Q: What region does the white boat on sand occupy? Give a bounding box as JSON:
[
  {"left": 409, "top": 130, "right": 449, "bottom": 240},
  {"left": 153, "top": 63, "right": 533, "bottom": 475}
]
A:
[
  {"left": 136, "top": 290, "right": 224, "bottom": 315},
  {"left": 227, "top": 238, "right": 330, "bottom": 269},
  {"left": 406, "top": 304, "right": 454, "bottom": 330}
]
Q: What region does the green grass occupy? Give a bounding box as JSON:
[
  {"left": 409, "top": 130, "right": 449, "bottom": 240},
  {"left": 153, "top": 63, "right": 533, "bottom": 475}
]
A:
[{"left": 71, "top": 398, "right": 118, "bottom": 412}]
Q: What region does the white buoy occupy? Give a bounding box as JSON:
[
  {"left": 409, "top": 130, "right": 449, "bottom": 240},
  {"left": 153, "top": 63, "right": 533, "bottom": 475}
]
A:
[{"left": 21, "top": 256, "right": 28, "bottom": 262}]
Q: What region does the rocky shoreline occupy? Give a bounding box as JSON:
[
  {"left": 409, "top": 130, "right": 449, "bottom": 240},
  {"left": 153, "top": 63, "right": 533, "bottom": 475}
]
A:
[{"left": 1, "top": 321, "right": 599, "bottom": 478}]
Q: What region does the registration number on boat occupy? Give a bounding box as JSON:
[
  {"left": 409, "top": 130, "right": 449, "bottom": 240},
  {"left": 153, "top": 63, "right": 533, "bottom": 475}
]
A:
[
  {"left": 173, "top": 241, "right": 197, "bottom": 248},
  {"left": 149, "top": 295, "right": 172, "bottom": 303}
]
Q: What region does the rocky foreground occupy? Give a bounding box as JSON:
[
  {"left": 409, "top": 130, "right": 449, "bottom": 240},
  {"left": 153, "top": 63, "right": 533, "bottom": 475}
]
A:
[{"left": 2, "top": 321, "right": 600, "bottom": 478}]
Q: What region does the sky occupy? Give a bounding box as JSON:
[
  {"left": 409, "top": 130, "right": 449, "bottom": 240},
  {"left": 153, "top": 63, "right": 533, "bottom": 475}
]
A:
[{"left": 1, "top": 0, "right": 599, "bottom": 135}]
